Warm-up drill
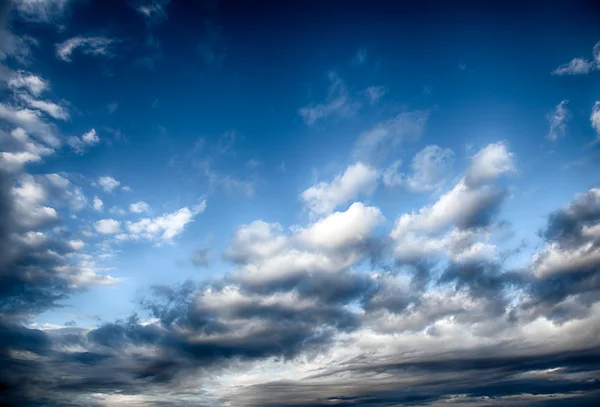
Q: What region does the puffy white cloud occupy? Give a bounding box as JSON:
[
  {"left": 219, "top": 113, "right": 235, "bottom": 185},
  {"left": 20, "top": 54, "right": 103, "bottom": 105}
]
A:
[
  {"left": 19, "top": 94, "right": 69, "bottom": 120},
  {"left": 296, "top": 202, "right": 384, "bottom": 251},
  {"left": 7, "top": 71, "right": 48, "bottom": 96},
  {"left": 353, "top": 111, "right": 429, "bottom": 162},
  {"left": 124, "top": 201, "right": 206, "bottom": 242},
  {"left": 11, "top": 174, "right": 58, "bottom": 230},
  {"left": 465, "top": 141, "right": 516, "bottom": 187},
  {"left": 546, "top": 100, "right": 569, "bottom": 141},
  {"left": 97, "top": 176, "right": 120, "bottom": 192},
  {"left": 391, "top": 143, "right": 516, "bottom": 239},
  {"left": 68, "top": 239, "right": 85, "bottom": 250},
  {"left": 0, "top": 128, "right": 54, "bottom": 171},
  {"left": 56, "top": 36, "right": 116, "bottom": 62},
  {"left": 94, "top": 219, "right": 121, "bottom": 234},
  {"left": 383, "top": 145, "right": 455, "bottom": 191},
  {"left": 129, "top": 201, "right": 151, "bottom": 213},
  {"left": 301, "top": 162, "right": 379, "bottom": 216},
  {"left": 552, "top": 58, "right": 595, "bottom": 75},
  {"left": 92, "top": 196, "right": 103, "bottom": 212},
  {"left": 0, "top": 104, "right": 59, "bottom": 147}
]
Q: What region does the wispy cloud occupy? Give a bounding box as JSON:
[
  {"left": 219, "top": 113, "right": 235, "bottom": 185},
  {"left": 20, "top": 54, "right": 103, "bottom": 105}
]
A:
[
  {"left": 298, "top": 71, "right": 360, "bottom": 125},
  {"left": 552, "top": 40, "right": 600, "bottom": 75},
  {"left": 56, "top": 36, "right": 117, "bottom": 62},
  {"left": 546, "top": 100, "right": 570, "bottom": 141}
]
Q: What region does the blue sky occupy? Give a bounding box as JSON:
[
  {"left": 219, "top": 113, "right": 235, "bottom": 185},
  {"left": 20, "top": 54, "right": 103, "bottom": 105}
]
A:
[{"left": 2, "top": 1, "right": 600, "bottom": 406}]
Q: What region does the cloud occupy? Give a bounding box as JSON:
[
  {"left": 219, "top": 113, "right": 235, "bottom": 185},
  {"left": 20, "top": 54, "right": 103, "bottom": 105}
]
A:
[
  {"left": 0, "top": 128, "right": 54, "bottom": 171},
  {"left": 97, "top": 175, "right": 120, "bottom": 192},
  {"left": 123, "top": 201, "right": 206, "bottom": 242},
  {"left": 383, "top": 145, "right": 455, "bottom": 191},
  {"left": 192, "top": 248, "right": 211, "bottom": 267},
  {"left": 552, "top": 58, "right": 595, "bottom": 75},
  {"left": 67, "top": 129, "right": 99, "bottom": 154},
  {"left": 135, "top": 0, "right": 170, "bottom": 24},
  {"left": 0, "top": 103, "right": 59, "bottom": 147},
  {"left": 364, "top": 85, "right": 387, "bottom": 105},
  {"left": 552, "top": 40, "right": 600, "bottom": 76},
  {"left": 92, "top": 196, "right": 103, "bottom": 212},
  {"left": 13, "top": 0, "right": 71, "bottom": 23},
  {"left": 591, "top": 101, "right": 600, "bottom": 140},
  {"left": 465, "top": 141, "right": 516, "bottom": 188},
  {"left": 391, "top": 142, "right": 515, "bottom": 240},
  {"left": 353, "top": 47, "right": 367, "bottom": 65},
  {"left": 129, "top": 201, "right": 151, "bottom": 213},
  {"left": 301, "top": 162, "right": 379, "bottom": 216},
  {"left": 298, "top": 71, "right": 360, "bottom": 125},
  {"left": 94, "top": 218, "right": 121, "bottom": 234},
  {"left": 353, "top": 110, "right": 429, "bottom": 163},
  {"left": 7, "top": 71, "right": 48, "bottom": 96},
  {"left": 56, "top": 36, "right": 117, "bottom": 62},
  {"left": 546, "top": 100, "right": 570, "bottom": 141}
]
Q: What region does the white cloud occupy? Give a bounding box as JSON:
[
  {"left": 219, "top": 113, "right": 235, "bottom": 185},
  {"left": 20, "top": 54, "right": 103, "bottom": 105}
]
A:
[
  {"left": 92, "top": 196, "right": 103, "bottom": 212},
  {"left": 383, "top": 145, "right": 455, "bottom": 191},
  {"left": 7, "top": 71, "right": 48, "bottom": 96},
  {"left": 391, "top": 143, "right": 516, "bottom": 239},
  {"left": 552, "top": 58, "right": 595, "bottom": 76},
  {"left": 296, "top": 202, "right": 384, "bottom": 251},
  {"left": 129, "top": 201, "right": 151, "bottom": 213},
  {"left": 97, "top": 176, "right": 120, "bottom": 192},
  {"left": 0, "top": 128, "right": 54, "bottom": 171},
  {"left": 465, "top": 141, "right": 516, "bottom": 187},
  {"left": 11, "top": 174, "right": 58, "bottom": 229},
  {"left": 591, "top": 101, "right": 600, "bottom": 140},
  {"left": 0, "top": 104, "right": 59, "bottom": 147},
  {"left": 364, "top": 86, "right": 387, "bottom": 105},
  {"left": 298, "top": 71, "right": 360, "bottom": 125},
  {"left": 67, "top": 129, "right": 99, "bottom": 154},
  {"left": 353, "top": 111, "right": 429, "bottom": 162},
  {"left": 124, "top": 201, "right": 206, "bottom": 242},
  {"left": 108, "top": 206, "right": 127, "bottom": 216},
  {"left": 546, "top": 100, "right": 569, "bottom": 141},
  {"left": 94, "top": 219, "right": 122, "bottom": 234},
  {"left": 56, "top": 36, "right": 116, "bottom": 62},
  {"left": 552, "top": 41, "right": 600, "bottom": 76},
  {"left": 68, "top": 239, "right": 85, "bottom": 250},
  {"left": 19, "top": 94, "right": 69, "bottom": 120},
  {"left": 301, "top": 162, "right": 379, "bottom": 216}
]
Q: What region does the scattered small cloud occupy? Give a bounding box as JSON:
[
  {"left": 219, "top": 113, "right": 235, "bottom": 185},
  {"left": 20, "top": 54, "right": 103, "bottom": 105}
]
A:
[
  {"left": 129, "top": 201, "right": 151, "bottom": 213},
  {"left": 94, "top": 218, "right": 122, "bottom": 234},
  {"left": 546, "top": 100, "right": 570, "bottom": 141},
  {"left": 299, "top": 71, "right": 360, "bottom": 125},
  {"left": 67, "top": 128, "right": 99, "bottom": 154},
  {"left": 552, "top": 40, "right": 600, "bottom": 75},
  {"left": 56, "top": 36, "right": 117, "bottom": 62},
  {"left": 364, "top": 86, "right": 387, "bottom": 105},
  {"left": 92, "top": 196, "right": 103, "bottom": 212},
  {"left": 97, "top": 176, "right": 120, "bottom": 193}
]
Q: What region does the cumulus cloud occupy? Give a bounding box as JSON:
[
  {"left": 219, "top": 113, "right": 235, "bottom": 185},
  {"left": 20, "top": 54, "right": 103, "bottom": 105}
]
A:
[
  {"left": 97, "top": 175, "right": 120, "bottom": 192},
  {"left": 298, "top": 71, "right": 360, "bottom": 125},
  {"left": 0, "top": 128, "right": 54, "bottom": 171},
  {"left": 353, "top": 110, "right": 429, "bottom": 163},
  {"left": 94, "top": 218, "right": 121, "bottom": 234},
  {"left": 0, "top": 103, "right": 59, "bottom": 147},
  {"left": 92, "top": 196, "right": 103, "bottom": 211},
  {"left": 67, "top": 129, "right": 99, "bottom": 154},
  {"left": 546, "top": 100, "right": 570, "bottom": 141},
  {"left": 301, "top": 162, "right": 379, "bottom": 216},
  {"left": 552, "top": 40, "right": 600, "bottom": 75},
  {"left": 7, "top": 71, "right": 48, "bottom": 96},
  {"left": 383, "top": 145, "right": 455, "bottom": 191},
  {"left": 129, "top": 201, "right": 151, "bottom": 213},
  {"left": 465, "top": 141, "right": 516, "bottom": 188},
  {"left": 56, "top": 36, "right": 117, "bottom": 62}
]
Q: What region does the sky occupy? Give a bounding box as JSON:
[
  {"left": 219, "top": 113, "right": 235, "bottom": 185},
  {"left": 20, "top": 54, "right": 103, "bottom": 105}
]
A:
[{"left": 1, "top": 0, "right": 600, "bottom": 405}]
